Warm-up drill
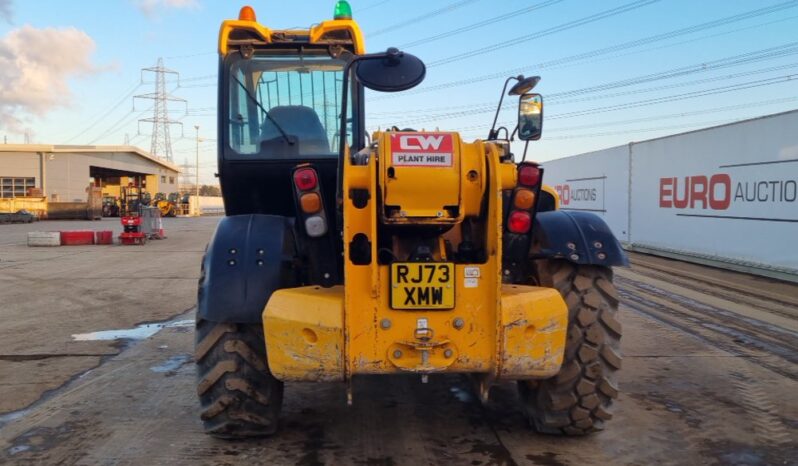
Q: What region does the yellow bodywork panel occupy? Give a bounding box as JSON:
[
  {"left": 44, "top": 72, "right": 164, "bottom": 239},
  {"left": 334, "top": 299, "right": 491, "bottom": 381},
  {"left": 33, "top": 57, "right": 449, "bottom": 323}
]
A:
[
  {"left": 263, "top": 134, "right": 568, "bottom": 382},
  {"left": 263, "top": 281, "right": 566, "bottom": 381},
  {"left": 376, "top": 131, "right": 497, "bottom": 222},
  {"left": 541, "top": 184, "right": 561, "bottom": 210},
  {"left": 264, "top": 286, "right": 344, "bottom": 382},
  {"left": 378, "top": 132, "right": 471, "bottom": 222},
  {"left": 499, "top": 285, "right": 567, "bottom": 379},
  {"left": 309, "top": 20, "right": 366, "bottom": 54}
]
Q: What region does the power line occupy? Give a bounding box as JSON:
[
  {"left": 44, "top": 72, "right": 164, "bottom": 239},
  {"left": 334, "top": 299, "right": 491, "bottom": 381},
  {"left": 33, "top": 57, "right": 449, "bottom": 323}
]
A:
[
  {"left": 456, "top": 95, "right": 798, "bottom": 138},
  {"left": 541, "top": 118, "right": 743, "bottom": 140},
  {"left": 64, "top": 82, "right": 142, "bottom": 143},
  {"left": 186, "top": 107, "right": 216, "bottom": 114},
  {"left": 460, "top": 92, "right": 798, "bottom": 137},
  {"left": 371, "top": 7, "right": 798, "bottom": 102},
  {"left": 368, "top": 0, "right": 482, "bottom": 37},
  {"left": 166, "top": 51, "right": 215, "bottom": 60},
  {"left": 427, "top": 0, "right": 662, "bottom": 67},
  {"left": 87, "top": 106, "right": 152, "bottom": 145},
  {"left": 370, "top": 43, "right": 798, "bottom": 125},
  {"left": 371, "top": 41, "right": 798, "bottom": 117},
  {"left": 551, "top": 42, "right": 798, "bottom": 99},
  {"left": 554, "top": 62, "right": 798, "bottom": 105},
  {"left": 518, "top": 0, "right": 798, "bottom": 69},
  {"left": 178, "top": 74, "right": 216, "bottom": 84},
  {"left": 360, "top": 0, "right": 393, "bottom": 13},
  {"left": 543, "top": 96, "right": 798, "bottom": 132},
  {"left": 374, "top": 74, "right": 797, "bottom": 130},
  {"left": 129, "top": 133, "right": 146, "bottom": 144},
  {"left": 548, "top": 74, "right": 797, "bottom": 119},
  {"left": 399, "top": 0, "right": 564, "bottom": 48}
]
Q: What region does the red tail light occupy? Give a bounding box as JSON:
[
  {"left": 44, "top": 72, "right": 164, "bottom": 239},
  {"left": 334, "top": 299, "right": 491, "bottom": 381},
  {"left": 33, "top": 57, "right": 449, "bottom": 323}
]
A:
[
  {"left": 507, "top": 210, "right": 532, "bottom": 234},
  {"left": 518, "top": 165, "right": 540, "bottom": 187},
  {"left": 294, "top": 168, "right": 318, "bottom": 191}
]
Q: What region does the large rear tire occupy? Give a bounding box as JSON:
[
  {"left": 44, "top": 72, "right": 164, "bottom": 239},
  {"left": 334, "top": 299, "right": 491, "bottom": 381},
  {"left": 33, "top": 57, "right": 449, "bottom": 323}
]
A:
[
  {"left": 519, "top": 260, "right": 622, "bottom": 435},
  {"left": 195, "top": 319, "right": 283, "bottom": 438}
]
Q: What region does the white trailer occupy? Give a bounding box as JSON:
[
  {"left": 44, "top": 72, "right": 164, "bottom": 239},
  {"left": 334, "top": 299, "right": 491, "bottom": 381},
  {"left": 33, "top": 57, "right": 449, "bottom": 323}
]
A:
[
  {"left": 541, "top": 109, "right": 798, "bottom": 282},
  {"left": 540, "top": 145, "right": 631, "bottom": 242}
]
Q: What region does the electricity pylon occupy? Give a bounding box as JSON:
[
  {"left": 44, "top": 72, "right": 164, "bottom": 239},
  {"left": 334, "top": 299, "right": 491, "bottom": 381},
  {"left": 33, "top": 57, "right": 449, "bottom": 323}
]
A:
[{"left": 134, "top": 57, "right": 186, "bottom": 162}]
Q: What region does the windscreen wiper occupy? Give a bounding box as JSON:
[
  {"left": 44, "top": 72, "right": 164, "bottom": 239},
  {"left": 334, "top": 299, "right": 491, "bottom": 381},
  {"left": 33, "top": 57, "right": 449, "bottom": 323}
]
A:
[{"left": 231, "top": 75, "right": 294, "bottom": 145}]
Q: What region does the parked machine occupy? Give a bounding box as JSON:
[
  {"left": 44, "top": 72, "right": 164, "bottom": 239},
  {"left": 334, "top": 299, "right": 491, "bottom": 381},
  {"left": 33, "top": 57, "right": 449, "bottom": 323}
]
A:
[
  {"left": 153, "top": 192, "right": 178, "bottom": 218},
  {"left": 196, "top": 2, "right": 627, "bottom": 439},
  {"left": 118, "top": 186, "right": 147, "bottom": 245},
  {"left": 102, "top": 196, "right": 119, "bottom": 217},
  {"left": 0, "top": 210, "right": 36, "bottom": 224}
]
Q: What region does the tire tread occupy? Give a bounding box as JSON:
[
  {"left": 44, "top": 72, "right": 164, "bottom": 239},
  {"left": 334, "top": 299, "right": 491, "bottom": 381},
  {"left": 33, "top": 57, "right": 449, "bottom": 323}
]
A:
[
  {"left": 195, "top": 319, "right": 283, "bottom": 438},
  {"left": 519, "top": 260, "right": 622, "bottom": 435}
]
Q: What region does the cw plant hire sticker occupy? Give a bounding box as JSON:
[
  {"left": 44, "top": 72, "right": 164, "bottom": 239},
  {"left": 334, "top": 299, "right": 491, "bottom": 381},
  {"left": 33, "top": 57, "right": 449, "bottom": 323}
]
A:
[{"left": 390, "top": 133, "right": 453, "bottom": 167}]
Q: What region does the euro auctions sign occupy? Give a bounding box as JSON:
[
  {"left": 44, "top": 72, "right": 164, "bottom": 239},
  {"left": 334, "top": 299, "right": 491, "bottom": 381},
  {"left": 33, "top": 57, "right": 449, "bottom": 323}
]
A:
[
  {"left": 659, "top": 171, "right": 798, "bottom": 216},
  {"left": 390, "top": 133, "right": 454, "bottom": 167}
]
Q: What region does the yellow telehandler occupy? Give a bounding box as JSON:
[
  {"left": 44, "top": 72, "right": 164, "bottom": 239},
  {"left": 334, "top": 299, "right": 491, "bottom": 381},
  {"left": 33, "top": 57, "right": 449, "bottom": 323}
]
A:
[
  {"left": 153, "top": 192, "right": 178, "bottom": 217},
  {"left": 196, "top": 2, "right": 626, "bottom": 438}
]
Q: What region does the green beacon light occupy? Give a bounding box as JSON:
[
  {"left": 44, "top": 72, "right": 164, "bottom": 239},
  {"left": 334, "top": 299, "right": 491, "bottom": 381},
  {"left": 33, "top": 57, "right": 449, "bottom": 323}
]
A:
[{"left": 334, "top": 0, "right": 352, "bottom": 20}]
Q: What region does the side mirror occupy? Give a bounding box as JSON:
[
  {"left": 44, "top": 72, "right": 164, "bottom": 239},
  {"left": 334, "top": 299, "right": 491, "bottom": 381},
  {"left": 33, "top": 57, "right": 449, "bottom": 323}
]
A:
[
  {"left": 518, "top": 93, "right": 543, "bottom": 141},
  {"left": 354, "top": 47, "right": 426, "bottom": 93}
]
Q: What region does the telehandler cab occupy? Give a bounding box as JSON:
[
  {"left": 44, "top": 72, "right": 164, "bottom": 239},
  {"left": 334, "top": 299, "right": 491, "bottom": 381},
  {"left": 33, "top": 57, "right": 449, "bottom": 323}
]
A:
[{"left": 196, "top": 2, "right": 627, "bottom": 438}]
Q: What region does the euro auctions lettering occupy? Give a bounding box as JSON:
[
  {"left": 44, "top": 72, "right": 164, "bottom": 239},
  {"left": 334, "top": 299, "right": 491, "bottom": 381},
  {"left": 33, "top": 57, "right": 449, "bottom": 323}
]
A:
[
  {"left": 391, "top": 133, "right": 453, "bottom": 167},
  {"left": 659, "top": 174, "right": 798, "bottom": 209},
  {"left": 554, "top": 184, "right": 597, "bottom": 206}
]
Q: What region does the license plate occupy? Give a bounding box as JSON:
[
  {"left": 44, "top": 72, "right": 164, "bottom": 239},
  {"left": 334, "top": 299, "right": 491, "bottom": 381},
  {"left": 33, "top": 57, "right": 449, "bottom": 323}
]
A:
[{"left": 390, "top": 262, "right": 454, "bottom": 310}]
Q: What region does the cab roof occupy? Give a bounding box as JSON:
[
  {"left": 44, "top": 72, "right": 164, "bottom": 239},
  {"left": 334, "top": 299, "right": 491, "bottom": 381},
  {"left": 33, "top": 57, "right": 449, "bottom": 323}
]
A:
[{"left": 218, "top": 9, "right": 365, "bottom": 56}]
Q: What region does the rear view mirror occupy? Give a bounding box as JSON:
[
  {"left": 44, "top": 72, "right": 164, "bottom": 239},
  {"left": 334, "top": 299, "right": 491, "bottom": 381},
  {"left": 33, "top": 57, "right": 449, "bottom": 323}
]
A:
[
  {"left": 355, "top": 48, "right": 426, "bottom": 93},
  {"left": 518, "top": 93, "right": 543, "bottom": 141}
]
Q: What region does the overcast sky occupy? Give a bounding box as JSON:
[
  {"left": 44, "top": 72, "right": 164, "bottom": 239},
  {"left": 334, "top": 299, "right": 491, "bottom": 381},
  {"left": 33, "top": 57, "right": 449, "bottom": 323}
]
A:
[{"left": 1, "top": 0, "right": 797, "bottom": 183}]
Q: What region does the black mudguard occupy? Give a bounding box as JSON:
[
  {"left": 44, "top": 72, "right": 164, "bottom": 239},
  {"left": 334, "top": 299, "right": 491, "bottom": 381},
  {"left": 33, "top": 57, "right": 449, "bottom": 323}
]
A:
[
  {"left": 533, "top": 210, "right": 628, "bottom": 266},
  {"left": 197, "top": 214, "right": 296, "bottom": 323}
]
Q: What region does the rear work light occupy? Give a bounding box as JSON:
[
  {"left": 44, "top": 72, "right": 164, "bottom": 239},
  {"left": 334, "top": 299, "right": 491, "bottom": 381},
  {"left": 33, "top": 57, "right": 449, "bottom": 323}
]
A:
[
  {"left": 518, "top": 165, "right": 541, "bottom": 187},
  {"left": 513, "top": 189, "right": 535, "bottom": 210},
  {"left": 294, "top": 168, "right": 318, "bottom": 191},
  {"left": 507, "top": 210, "right": 532, "bottom": 234}
]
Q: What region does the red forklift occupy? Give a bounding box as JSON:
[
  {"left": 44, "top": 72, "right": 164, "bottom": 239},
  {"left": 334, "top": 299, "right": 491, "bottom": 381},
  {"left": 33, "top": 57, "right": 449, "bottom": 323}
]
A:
[{"left": 119, "top": 184, "right": 147, "bottom": 245}]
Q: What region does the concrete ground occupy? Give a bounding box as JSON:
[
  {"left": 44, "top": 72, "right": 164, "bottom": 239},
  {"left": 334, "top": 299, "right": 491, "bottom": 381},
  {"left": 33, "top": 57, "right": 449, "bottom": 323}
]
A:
[
  {"left": 0, "top": 217, "right": 214, "bottom": 413},
  {"left": 0, "top": 217, "right": 795, "bottom": 465}
]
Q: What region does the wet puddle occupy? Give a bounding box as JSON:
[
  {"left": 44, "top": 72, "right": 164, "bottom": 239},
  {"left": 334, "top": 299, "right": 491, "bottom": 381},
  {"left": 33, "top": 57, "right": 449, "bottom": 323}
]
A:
[
  {"left": 5, "top": 422, "right": 77, "bottom": 456},
  {"left": 150, "top": 354, "right": 192, "bottom": 373},
  {"left": 0, "top": 408, "right": 34, "bottom": 431},
  {"left": 71, "top": 319, "right": 193, "bottom": 341},
  {"left": 1, "top": 311, "right": 195, "bottom": 433},
  {"left": 7, "top": 444, "right": 30, "bottom": 455}
]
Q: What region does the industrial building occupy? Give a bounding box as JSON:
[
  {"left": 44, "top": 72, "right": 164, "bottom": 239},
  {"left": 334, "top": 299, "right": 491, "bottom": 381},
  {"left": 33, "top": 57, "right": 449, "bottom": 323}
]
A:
[{"left": 0, "top": 144, "right": 180, "bottom": 202}]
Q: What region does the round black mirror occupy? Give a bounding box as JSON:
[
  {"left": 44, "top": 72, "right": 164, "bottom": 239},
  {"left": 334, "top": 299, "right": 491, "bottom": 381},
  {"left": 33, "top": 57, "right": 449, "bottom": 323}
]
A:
[
  {"left": 508, "top": 75, "right": 540, "bottom": 96},
  {"left": 355, "top": 48, "right": 426, "bottom": 93}
]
